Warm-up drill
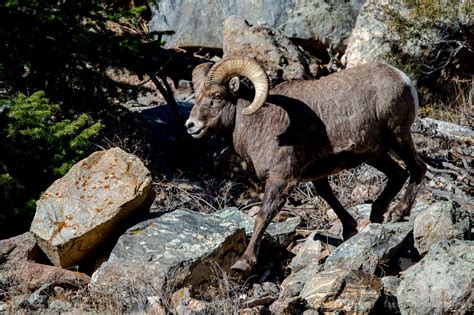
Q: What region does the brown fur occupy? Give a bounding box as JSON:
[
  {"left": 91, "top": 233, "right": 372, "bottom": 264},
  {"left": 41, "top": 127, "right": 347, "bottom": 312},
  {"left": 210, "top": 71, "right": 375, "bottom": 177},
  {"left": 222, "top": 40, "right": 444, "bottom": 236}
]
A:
[{"left": 186, "top": 61, "right": 427, "bottom": 272}]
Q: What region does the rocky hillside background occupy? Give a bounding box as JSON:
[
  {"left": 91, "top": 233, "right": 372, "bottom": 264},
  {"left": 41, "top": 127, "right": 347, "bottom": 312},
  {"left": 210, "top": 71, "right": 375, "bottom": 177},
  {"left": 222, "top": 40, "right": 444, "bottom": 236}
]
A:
[{"left": 0, "top": 0, "right": 473, "bottom": 314}]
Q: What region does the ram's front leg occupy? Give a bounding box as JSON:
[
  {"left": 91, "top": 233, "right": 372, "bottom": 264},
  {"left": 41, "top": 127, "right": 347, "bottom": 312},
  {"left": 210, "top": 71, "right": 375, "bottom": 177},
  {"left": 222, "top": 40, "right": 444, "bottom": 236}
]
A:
[{"left": 231, "top": 176, "right": 296, "bottom": 273}]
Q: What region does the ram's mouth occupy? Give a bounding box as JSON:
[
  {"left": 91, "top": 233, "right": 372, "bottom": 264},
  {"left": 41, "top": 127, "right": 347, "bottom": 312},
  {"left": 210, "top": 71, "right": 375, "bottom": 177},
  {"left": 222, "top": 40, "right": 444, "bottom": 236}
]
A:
[{"left": 187, "top": 126, "right": 205, "bottom": 138}]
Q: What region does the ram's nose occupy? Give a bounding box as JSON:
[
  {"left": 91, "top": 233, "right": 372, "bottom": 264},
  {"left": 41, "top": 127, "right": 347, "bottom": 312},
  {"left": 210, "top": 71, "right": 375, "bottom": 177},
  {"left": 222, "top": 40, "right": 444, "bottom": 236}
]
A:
[
  {"left": 185, "top": 119, "right": 194, "bottom": 130},
  {"left": 185, "top": 119, "right": 205, "bottom": 138}
]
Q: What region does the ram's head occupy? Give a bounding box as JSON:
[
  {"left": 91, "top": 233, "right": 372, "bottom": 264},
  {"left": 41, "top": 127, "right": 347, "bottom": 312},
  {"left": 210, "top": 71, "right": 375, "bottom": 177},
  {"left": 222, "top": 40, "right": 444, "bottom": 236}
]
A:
[{"left": 185, "top": 56, "right": 269, "bottom": 138}]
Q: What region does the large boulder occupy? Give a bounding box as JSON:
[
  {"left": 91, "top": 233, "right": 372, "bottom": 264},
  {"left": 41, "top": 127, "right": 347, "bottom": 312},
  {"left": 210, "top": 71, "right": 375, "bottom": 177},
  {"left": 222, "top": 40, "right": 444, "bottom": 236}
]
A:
[
  {"left": 397, "top": 239, "right": 474, "bottom": 314},
  {"left": 342, "top": 0, "right": 405, "bottom": 68},
  {"left": 30, "top": 147, "right": 153, "bottom": 268},
  {"left": 342, "top": 0, "right": 473, "bottom": 100},
  {"left": 324, "top": 222, "right": 413, "bottom": 274},
  {"left": 344, "top": 0, "right": 472, "bottom": 68},
  {"left": 223, "top": 16, "right": 320, "bottom": 81},
  {"left": 413, "top": 201, "right": 470, "bottom": 255},
  {"left": 90, "top": 209, "right": 246, "bottom": 307},
  {"left": 149, "top": 0, "right": 365, "bottom": 52}
]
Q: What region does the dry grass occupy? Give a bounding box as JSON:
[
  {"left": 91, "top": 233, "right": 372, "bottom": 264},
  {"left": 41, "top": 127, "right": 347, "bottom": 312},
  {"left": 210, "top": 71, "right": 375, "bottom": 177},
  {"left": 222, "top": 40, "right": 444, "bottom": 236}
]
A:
[
  {"left": 420, "top": 77, "right": 473, "bottom": 126},
  {"left": 153, "top": 176, "right": 261, "bottom": 214}
]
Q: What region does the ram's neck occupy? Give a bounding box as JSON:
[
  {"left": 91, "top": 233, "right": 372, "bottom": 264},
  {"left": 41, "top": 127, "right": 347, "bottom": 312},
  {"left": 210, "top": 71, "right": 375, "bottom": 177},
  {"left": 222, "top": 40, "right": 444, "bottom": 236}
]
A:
[{"left": 231, "top": 98, "right": 292, "bottom": 179}]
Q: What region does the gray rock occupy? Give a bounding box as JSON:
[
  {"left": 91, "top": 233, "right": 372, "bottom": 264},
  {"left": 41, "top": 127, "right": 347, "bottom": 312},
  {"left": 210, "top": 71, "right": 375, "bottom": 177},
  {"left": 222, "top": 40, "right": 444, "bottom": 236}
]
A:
[
  {"left": 30, "top": 147, "right": 153, "bottom": 267},
  {"left": 0, "top": 273, "right": 10, "bottom": 291},
  {"left": 12, "top": 295, "right": 29, "bottom": 309},
  {"left": 414, "top": 201, "right": 471, "bottom": 255},
  {"left": 149, "top": 0, "right": 364, "bottom": 52},
  {"left": 90, "top": 209, "right": 246, "bottom": 306},
  {"left": 382, "top": 276, "right": 401, "bottom": 296},
  {"left": 279, "top": 264, "right": 324, "bottom": 301},
  {"left": 90, "top": 259, "right": 166, "bottom": 309},
  {"left": 324, "top": 222, "right": 413, "bottom": 274},
  {"left": 380, "top": 276, "right": 401, "bottom": 314},
  {"left": 300, "top": 268, "right": 382, "bottom": 313},
  {"left": 28, "top": 283, "right": 53, "bottom": 309},
  {"left": 269, "top": 297, "right": 306, "bottom": 315},
  {"left": 215, "top": 208, "right": 301, "bottom": 248},
  {"left": 289, "top": 231, "right": 334, "bottom": 273},
  {"left": 244, "top": 282, "right": 280, "bottom": 308},
  {"left": 412, "top": 117, "right": 474, "bottom": 145},
  {"left": 223, "top": 16, "right": 320, "bottom": 81},
  {"left": 397, "top": 239, "right": 474, "bottom": 314}
]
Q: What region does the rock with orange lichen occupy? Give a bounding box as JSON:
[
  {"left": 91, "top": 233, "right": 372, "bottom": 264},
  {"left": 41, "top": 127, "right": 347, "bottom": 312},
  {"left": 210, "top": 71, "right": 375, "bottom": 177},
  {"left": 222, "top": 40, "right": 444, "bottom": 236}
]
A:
[{"left": 30, "top": 147, "right": 153, "bottom": 268}]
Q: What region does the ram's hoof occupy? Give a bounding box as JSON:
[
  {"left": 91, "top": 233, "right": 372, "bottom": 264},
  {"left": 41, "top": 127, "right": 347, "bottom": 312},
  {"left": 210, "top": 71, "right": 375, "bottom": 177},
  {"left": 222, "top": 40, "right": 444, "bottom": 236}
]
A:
[
  {"left": 370, "top": 212, "right": 384, "bottom": 224},
  {"left": 231, "top": 259, "right": 252, "bottom": 273}
]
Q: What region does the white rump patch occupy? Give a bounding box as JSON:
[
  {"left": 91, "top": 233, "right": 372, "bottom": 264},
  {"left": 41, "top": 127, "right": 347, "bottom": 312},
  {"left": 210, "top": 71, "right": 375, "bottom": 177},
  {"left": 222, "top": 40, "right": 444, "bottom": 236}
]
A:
[{"left": 387, "top": 65, "right": 420, "bottom": 115}]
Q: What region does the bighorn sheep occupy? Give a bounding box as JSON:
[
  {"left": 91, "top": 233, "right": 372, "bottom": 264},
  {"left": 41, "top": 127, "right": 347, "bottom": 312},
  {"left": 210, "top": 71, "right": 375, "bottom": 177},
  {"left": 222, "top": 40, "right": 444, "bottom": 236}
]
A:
[{"left": 185, "top": 56, "right": 427, "bottom": 272}]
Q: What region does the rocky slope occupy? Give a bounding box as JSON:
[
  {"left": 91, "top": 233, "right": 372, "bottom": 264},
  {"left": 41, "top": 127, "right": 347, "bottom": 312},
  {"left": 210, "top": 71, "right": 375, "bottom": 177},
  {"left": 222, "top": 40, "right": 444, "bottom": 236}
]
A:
[{"left": 1, "top": 1, "right": 473, "bottom": 313}]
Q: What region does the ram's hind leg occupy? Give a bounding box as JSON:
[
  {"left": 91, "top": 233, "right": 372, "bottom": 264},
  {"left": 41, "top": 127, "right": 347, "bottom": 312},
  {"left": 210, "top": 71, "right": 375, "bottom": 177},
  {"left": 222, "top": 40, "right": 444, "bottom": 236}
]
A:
[
  {"left": 367, "top": 153, "right": 408, "bottom": 223},
  {"left": 385, "top": 135, "right": 427, "bottom": 223},
  {"left": 313, "top": 178, "right": 358, "bottom": 240}
]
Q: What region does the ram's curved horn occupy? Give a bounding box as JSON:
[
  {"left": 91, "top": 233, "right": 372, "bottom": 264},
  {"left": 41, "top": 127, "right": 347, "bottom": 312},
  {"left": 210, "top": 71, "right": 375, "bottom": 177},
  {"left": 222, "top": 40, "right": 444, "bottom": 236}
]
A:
[{"left": 206, "top": 56, "right": 269, "bottom": 115}]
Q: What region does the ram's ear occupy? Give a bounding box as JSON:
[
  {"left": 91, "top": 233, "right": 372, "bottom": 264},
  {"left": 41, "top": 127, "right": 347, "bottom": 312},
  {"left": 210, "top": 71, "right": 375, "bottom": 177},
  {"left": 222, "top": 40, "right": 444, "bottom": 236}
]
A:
[{"left": 228, "top": 76, "right": 240, "bottom": 95}]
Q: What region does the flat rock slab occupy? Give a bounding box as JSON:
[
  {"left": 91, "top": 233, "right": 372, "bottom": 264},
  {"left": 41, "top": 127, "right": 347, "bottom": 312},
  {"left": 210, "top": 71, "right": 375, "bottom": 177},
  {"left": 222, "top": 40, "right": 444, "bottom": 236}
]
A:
[
  {"left": 91, "top": 209, "right": 246, "bottom": 304},
  {"left": 397, "top": 239, "right": 474, "bottom": 314},
  {"left": 300, "top": 268, "right": 382, "bottom": 313},
  {"left": 10, "top": 261, "right": 90, "bottom": 292},
  {"left": 413, "top": 201, "right": 470, "bottom": 255},
  {"left": 324, "top": 222, "right": 413, "bottom": 274},
  {"left": 30, "top": 147, "right": 153, "bottom": 267}
]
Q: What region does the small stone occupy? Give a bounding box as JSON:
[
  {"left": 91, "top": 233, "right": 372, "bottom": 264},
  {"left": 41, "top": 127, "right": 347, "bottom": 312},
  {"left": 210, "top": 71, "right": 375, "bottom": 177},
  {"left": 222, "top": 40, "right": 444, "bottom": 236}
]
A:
[
  {"left": 12, "top": 295, "right": 29, "bottom": 309},
  {"left": 28, "top": 283, "right": 53, "bottom": 309},
  {"left": 0, "top": 302, "right": 8, "bottom": 312},
  {"left": 53, "top": 286, "right": 65, "bottom": 296},
  {"left": 289, "top": 231, "right": 334, "bottom": 272},
  {"left": 243, "top": 282, "right": 279, "bottom": 308},
  {"left": 48, "top": 299, "right": 72, "bottom": 312}
]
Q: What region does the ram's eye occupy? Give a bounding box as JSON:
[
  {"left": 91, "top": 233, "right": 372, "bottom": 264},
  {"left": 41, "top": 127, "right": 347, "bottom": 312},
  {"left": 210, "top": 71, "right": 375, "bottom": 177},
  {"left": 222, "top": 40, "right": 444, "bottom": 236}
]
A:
[{"left": 213, "top": 93, "right": 223, "bottom": 101}]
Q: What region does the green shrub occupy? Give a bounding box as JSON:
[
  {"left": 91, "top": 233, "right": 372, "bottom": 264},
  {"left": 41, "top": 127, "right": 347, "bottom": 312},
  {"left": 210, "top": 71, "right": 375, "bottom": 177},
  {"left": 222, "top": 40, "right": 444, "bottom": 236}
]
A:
[{"left": 0, "top": 91, "right": 102, "bottom": 238}]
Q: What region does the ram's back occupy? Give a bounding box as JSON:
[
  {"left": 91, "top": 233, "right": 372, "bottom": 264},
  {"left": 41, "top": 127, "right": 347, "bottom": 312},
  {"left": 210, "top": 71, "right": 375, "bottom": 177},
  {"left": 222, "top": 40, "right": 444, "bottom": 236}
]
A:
[{"left": 270, "top": 62, "right": 418, "bottom": 155}]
